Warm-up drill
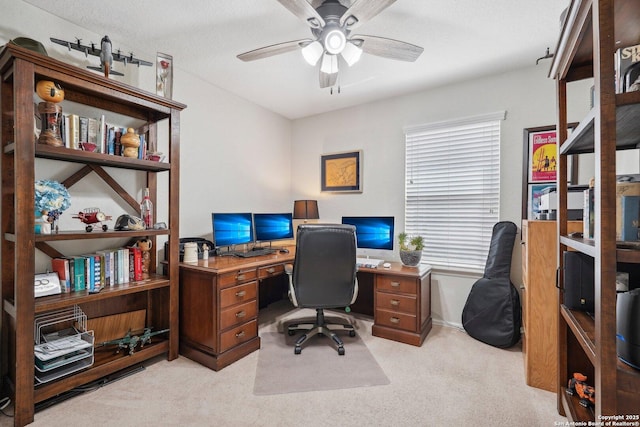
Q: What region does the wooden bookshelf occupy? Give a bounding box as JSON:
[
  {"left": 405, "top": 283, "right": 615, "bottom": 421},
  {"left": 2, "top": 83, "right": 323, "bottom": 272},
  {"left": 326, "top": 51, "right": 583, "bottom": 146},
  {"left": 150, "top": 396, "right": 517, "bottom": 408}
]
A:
[{"left": 0, "top": 43, "right": 185, "bottom": 426}]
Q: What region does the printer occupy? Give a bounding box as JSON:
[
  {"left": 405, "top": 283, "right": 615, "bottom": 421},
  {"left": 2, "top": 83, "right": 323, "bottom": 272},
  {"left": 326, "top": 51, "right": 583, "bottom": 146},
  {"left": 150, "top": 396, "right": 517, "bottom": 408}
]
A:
[{"left": 538, "top": 186, "right": 586, "bottom": 220}]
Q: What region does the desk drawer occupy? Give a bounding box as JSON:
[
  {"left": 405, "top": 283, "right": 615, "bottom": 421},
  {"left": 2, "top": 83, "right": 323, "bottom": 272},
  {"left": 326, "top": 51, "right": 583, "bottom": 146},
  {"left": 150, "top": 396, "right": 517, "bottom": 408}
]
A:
[
  {"left": 376, "top": 292, "right": 417, "bottom": 314},
  {"left": 377, "top": 275, "right": 417, "bottom": 295},
  {"left": 220, "top": 319, "right": 258, "bottom": 353},
  {"left": 375, "top": 308, "right": 417, "bottom": 332},
  {"left": 220, "top": 281, "right": 257, "bottom": 309},
  {"left": 220, "top": 300, "right": 258, "bottom": 330},
  {"left": 219, "top": 269, "right": 257, "bottom": 288},
  {"left": 258, "top": 263, "right": 284, "bottom": 280}
]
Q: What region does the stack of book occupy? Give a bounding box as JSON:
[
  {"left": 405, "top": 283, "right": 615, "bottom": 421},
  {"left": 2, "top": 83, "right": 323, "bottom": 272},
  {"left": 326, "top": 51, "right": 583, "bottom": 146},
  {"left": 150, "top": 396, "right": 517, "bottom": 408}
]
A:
[
  {"left": 50, "top": 246, "right": 144, "bottom": 293},
  {"left": 58, "top": 112, "right": 148, "bottom": 160}
]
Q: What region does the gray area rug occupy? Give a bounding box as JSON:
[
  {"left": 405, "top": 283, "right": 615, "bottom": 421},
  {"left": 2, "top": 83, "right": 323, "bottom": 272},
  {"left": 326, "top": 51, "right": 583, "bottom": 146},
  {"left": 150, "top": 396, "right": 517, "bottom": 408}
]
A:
[{"left": 253, "top": 328, "right": 390, "bottom": 395}]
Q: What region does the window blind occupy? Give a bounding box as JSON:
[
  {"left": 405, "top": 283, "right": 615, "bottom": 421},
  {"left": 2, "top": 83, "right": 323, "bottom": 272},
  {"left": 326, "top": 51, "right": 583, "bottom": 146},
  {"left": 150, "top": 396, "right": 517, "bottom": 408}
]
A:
[{"left": 404, "top": 111, "right": 505, "bottom": 271}]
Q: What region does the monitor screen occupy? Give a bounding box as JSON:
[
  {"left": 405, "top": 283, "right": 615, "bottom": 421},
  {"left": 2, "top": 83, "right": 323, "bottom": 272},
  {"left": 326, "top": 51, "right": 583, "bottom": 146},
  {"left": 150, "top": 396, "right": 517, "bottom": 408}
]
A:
[
  {"left": 341, "top": 216, "right": 394, "bottom": 250},
  {"left": 211, "top": 213, "right": 254, "bottom": 247},
  {"left": 253, "top": 213, "right": 294, "bottom": 242}
]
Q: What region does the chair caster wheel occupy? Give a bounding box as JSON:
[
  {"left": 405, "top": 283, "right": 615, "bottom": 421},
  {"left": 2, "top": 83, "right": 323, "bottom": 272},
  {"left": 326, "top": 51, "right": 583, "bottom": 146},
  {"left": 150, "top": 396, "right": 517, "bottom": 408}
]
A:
[
  {"left": 349, "top": 330, "right": 356, "bottom": 337},
  {"left": 338, "top": 347, "right": 345, "bottom": 356},
  {"left": 288, "top": 329, "right": 296, "bottom": 336},
  {"left": 294, "top": 346, "right": 302, "bottom": 355}
]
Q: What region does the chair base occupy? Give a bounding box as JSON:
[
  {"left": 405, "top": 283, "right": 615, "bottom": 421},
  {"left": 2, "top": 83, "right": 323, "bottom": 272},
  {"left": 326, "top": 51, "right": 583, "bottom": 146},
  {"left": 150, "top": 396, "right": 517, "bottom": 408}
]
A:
[{"left": 287, "top": 308, "right": 356, "bottom": 355}]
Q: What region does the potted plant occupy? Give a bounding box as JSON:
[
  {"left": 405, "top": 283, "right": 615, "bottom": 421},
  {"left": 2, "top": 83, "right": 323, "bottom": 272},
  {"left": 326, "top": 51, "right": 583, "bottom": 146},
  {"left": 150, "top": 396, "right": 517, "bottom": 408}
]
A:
[{"left": 398, "top": 232, "right": 424, "bottom": 266}]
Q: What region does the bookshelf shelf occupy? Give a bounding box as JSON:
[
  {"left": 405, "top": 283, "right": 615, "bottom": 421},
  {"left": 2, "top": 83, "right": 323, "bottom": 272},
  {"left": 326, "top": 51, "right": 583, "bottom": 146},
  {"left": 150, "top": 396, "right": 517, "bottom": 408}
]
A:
[
  {"left": 34, "top": 339, "right": 169, "bottom": 403},
  {"left": 3, "top": 275, "right": 170, "bottom": 318},
  {"left": 0, "top": 43, "right": 185, "bottom": 426}
]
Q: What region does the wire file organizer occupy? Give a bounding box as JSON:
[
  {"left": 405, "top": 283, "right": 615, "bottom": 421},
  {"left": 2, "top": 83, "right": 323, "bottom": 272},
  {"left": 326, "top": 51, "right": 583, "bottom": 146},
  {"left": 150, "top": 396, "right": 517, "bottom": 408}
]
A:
[{"left": 33, "top": 305, "right": 95, "bottom": 384}]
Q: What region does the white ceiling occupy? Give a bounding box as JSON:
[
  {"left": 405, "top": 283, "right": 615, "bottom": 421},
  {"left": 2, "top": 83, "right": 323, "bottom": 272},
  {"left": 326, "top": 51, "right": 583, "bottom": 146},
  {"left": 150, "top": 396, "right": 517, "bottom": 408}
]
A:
[{"left": 25, "top": 0, "right": 569, "bottom": 120}]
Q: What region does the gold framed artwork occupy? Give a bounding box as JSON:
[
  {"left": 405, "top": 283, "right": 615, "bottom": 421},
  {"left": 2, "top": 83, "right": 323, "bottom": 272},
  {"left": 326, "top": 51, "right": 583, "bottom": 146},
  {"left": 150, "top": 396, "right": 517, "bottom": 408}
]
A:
[{"left": 321, "top": 150, "right": 362, "bottom": 192}]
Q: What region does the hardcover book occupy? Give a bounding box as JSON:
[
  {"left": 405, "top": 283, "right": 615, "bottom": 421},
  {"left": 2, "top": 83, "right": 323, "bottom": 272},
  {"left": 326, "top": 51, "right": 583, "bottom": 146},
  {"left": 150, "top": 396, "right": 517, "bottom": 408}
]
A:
[
  {"left": 616, "top": 43, "right": 640, "bottom": 93},
  {"left": 79, "top": 116, "right": 89, "bottom": 144},
  {"left": 50, "top": 258, "right": 70, "bottom": 293},
  {"left": 621, "top": 195, "right": 640, "bottom": 241}
]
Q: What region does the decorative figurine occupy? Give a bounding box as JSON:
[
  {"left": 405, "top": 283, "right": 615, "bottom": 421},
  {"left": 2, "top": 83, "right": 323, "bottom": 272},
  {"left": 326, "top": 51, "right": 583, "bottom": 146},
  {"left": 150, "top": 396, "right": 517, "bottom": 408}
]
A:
[
  {"left": 566, "top": 372, "right": 596, "bottom": 408},
  {"left": 72, "top": 208, "right": 112, "bottom": 232},
  {"left": 137, "top": 238, "right": 153, "bottom": 279},
  {"left": 120, "top": 128, "right": 140, "bottom": 158},
  {"left": 36, "top": 80, "right": 65, "bottom": 147}
]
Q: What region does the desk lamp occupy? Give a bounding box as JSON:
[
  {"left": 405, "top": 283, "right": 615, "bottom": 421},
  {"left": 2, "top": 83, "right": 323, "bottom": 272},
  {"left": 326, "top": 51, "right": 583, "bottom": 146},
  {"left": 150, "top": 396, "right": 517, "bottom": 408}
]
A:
[{"left": 293, "top": 200, "right": 319, "bottom": 223}]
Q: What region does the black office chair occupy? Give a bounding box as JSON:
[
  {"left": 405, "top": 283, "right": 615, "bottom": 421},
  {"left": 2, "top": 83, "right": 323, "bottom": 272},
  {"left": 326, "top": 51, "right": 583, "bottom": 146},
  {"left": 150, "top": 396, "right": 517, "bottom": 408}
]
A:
[{"left": 285, "top": 224, "right": 358, "bottom": 355}]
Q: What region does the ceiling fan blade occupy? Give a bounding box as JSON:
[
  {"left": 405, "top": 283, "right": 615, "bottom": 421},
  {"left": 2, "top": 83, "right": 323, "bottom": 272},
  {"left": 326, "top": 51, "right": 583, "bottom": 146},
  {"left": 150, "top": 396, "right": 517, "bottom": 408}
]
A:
[
  {"left": 237, "top": 39, "right": 312, "bottom": 61},
  {"left": 277, "top": 0, "right": 325, "bottom": 28},
  {"left": 319, "top": 70, "right": 338, "bottom": 88},
  {"left": 354, "top": 34, "right": 424, "bottom": 62},
  {"left": 339, "top": 0, "right": 397, "bottom": 29}
]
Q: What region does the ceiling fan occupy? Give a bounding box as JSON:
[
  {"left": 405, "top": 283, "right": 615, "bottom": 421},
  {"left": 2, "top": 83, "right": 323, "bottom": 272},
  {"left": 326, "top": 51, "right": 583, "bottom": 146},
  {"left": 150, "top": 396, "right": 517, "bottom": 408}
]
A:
[{"left": 237, "top": 0, "right": 424, "bottom": 88}]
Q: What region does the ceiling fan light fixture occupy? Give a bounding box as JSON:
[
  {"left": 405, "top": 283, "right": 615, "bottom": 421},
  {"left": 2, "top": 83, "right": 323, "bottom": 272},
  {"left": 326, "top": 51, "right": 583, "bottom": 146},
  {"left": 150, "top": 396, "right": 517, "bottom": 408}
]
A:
[
  {"left": 323, "top": 28, "right": 346, "bottom": 55},
  {"left": 320, "top": 53, "right": 339, "bottom": 75},
  {"left": 341, "top": 41, "right": 363, "bottom": 67},
  {"left": 302, "top": 41, "right": 323, "bottom": 66}
]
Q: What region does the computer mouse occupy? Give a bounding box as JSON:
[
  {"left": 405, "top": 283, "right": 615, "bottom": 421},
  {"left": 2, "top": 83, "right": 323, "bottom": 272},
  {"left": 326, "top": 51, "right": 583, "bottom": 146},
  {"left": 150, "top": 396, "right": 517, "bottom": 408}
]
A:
[
  {"left": 383, "top": 262, "right": 391, "bottom": 269},
  {"left": 279, "top": 248, "right": 289, "bottom": 254}
]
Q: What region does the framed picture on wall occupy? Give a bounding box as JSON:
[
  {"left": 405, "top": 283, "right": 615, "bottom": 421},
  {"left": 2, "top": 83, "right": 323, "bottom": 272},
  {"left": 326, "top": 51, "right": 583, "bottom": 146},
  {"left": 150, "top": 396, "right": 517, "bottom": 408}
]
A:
[
  {"left": 528, "top": 183, "right": 556, "bottom": 220},
  {"left": 528, "top": 128, "right": 558, "bottom": 183},
  {"left": 321, "top": 150, "right": 362, "bottom": 192},
  {"left": 521, "top": 124, "right": 577, "bottom": 220}
]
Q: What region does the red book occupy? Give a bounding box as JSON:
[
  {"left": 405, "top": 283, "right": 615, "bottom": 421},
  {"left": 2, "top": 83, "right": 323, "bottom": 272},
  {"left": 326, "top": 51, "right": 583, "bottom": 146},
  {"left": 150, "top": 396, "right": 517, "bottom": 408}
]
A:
[
  {"left": 51, "top": 258, "right": 70, "bottom": 293},
  {"left": 129, "top": 246, "right": 143, "bottom": 281}
]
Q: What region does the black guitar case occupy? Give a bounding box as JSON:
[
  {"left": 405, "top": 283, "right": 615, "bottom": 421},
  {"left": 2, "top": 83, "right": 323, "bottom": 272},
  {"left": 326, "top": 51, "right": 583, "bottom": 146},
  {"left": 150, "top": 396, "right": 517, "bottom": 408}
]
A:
[{"left": 461, "top": 221, "right": 521, "bottom": 348}]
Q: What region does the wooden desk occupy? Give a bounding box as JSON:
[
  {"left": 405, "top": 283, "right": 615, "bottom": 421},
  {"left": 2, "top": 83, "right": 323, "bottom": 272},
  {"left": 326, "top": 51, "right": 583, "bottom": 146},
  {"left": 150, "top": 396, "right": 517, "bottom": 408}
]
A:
[{"left": 178, "top": 246, "right": 432, "bottom": 370}]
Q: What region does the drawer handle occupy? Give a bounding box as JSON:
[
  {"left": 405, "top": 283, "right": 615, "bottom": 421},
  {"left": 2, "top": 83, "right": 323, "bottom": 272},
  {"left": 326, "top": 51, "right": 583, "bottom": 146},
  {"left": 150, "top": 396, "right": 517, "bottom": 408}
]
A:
[
  {"left": 235, "top": 331, "right": 245, "bottom": 338},
  {"left": 236, "top": 311, "right": 246, "bottom": 318},
  {"left": 390, "top": 299, "right": 400, "bottom": 306},
  {"left": 390, "top": 317, "right": 400, "bottom": 324},
  {"left": 236, "top": 274, "right": 246, "bottom": 281},
  {"left": 390, "top": 281, "right": 400, "bottom": 288},
  {"left": 235, "top": 290, "right": 246, "bottom": 298},
  {"left": 266, "top": 267, "right": 276, "bottom": 274}
]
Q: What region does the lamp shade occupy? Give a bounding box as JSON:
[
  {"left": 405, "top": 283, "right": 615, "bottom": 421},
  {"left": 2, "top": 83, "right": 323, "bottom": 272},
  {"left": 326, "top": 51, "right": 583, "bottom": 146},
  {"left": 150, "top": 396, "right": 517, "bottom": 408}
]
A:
[
  {"left": 302, "top": 41, "right": 323, "bottom": 66},
  {"left": 320, "top": 53, "right": 338, "bottom": 75},
  {"left": 293, "top": 200, "right": 319, "bottom": 220}
]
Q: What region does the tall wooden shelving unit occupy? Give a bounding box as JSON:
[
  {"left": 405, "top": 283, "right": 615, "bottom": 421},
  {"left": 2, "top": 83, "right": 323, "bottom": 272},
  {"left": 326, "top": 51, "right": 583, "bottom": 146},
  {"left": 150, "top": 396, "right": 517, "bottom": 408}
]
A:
[
  {"left": 0, "top": 44, "right": 185, "bottom": 426},
  {"left": 550, "top": 0, "right": 640, "bottom": 421}
]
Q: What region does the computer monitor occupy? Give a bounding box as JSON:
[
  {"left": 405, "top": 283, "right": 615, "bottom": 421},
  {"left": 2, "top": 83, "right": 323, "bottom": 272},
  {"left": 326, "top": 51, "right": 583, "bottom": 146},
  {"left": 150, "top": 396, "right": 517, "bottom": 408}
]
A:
[
  {"left": 341, "top": 216, "right": 394, "bottom": 250},
  {"left": 253, "top": 213, "right": 294, "bottom": 242},
  {"left": 211, "top": 213, "right": 254, "bottom": 247}
]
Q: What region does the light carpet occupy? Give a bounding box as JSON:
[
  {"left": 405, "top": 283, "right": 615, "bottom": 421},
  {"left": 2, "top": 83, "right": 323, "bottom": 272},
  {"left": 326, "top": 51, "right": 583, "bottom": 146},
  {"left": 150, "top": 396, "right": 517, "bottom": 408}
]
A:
[
  {"left": 253, "top": 326, "right": 390, "bottom": 395},
  {"left": 6, "top": 301, "right": 566, "bottom": 426}
]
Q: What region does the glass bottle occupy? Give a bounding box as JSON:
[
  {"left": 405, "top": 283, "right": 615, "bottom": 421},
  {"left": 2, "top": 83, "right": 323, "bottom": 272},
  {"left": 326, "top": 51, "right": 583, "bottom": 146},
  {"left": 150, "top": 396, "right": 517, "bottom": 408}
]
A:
[{"left": 140, "top": 188, "right": 153, "bottom": 229}]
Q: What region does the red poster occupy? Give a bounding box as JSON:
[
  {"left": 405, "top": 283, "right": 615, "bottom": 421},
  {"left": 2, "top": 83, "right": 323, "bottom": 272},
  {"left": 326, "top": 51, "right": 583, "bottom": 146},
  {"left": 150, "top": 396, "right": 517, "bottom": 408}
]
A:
[{"left": 529, "top": 130, "right": 557, "bottom": 182}]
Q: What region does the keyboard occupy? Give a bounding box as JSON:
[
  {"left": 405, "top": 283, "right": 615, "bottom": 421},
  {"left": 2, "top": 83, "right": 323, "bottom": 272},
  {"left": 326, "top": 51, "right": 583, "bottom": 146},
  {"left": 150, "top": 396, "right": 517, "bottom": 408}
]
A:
[
  {"left": 234, "top": 248, "right": 275, "bottom": 258},
  {"left": 356, "top": 257, "right": 384, "bottom": 268}
]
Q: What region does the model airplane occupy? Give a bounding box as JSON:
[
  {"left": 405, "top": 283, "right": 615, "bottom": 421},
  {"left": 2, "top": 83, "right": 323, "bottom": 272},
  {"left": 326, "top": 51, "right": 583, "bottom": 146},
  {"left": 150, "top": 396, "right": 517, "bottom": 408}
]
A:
[
  {"left": 50, "top": 35, "right": 152, "bottom": 78},
  {"left": 72, "top": 207, "right": 112, "bottom": 232},
  {"left": 98, "top": 328, "right": 170, "bottom": 355}
]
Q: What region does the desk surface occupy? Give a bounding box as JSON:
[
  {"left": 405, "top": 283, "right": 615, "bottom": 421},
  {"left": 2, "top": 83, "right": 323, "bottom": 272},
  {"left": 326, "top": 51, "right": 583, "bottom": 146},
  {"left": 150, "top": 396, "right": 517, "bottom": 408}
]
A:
[{"left": 179, "top": 245, "right": 431, "bottom": 278}]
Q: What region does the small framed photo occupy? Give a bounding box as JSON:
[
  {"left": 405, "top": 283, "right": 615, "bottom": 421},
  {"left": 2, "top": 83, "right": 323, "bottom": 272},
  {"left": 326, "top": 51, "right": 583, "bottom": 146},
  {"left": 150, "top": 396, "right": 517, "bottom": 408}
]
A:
[
  {"left": 156, "top": 52, "right": 173, "bottom": 99},
  {"left": 528, "top": 183, "right": 556, "bottom": 220},
  {"left": 321, "top": 150, "right": 362, "bottom": 193}
]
